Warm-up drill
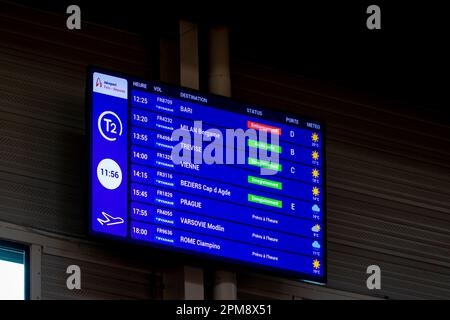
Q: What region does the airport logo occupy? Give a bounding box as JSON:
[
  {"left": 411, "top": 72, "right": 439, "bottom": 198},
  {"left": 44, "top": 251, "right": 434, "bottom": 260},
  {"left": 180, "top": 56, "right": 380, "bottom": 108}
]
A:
[{"left": 93, "top": 72, "right": 128, "bottom": 99}]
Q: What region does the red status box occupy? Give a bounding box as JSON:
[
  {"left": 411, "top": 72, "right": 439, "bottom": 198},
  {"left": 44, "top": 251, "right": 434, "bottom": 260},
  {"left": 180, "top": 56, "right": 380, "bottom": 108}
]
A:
[{"left": 247, "top": 120, "right": 281, "bottom": 135}]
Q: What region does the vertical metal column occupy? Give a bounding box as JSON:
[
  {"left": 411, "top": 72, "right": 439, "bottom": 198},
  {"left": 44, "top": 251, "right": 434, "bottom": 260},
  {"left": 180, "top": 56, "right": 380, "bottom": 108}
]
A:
[
  {"left": 30, "top": 244, "right": 42, "bottom": 300},
  {"left": 180, "top": 21, "right": 200, "bottom": 90},
  {"left": 179, "top": 20, "right": 204, "bottom": 300},
  {"left": 208, "top": 24, "right": 237, "bottom": 300},
  {"left": 164, "top": 20, "right": 204, "bottom": 300}
]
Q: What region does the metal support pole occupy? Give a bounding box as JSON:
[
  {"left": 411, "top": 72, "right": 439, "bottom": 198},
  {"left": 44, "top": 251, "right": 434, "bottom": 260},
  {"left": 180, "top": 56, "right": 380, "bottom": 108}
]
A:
[
  {"left": 208, "top": 26, "right": 231, "bottom": 97},
  {"left": 180, "top": 20, "right": 200, "bottom": 90},
  {"left": 30, "top": 244, "right": 42, "bottom": 300},
  {"left": 168, "top": 20, "right": 204, "bottom": 300},
  {"left": 208, "top": 24, "right": 237, "bottom": 300}
]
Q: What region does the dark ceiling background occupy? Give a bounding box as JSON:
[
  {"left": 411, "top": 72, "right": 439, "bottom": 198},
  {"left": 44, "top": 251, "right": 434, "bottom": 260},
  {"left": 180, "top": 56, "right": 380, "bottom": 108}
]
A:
[{"left": 6, "top": 0, "right": 450, "bottom": 119}]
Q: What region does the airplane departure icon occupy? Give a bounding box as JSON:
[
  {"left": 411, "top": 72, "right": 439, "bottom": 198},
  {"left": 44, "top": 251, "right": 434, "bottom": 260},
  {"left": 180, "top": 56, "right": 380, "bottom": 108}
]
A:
[{"left": 97, "top": 211, "right": 124, "bottom": 226}]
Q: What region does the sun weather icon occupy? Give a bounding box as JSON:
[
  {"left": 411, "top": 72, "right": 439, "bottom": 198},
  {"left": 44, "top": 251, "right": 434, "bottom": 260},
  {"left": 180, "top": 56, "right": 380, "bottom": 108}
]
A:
[
  {"left": 311, "top": 132, "right": 319, "bottom": 143},
  {"left": 312, "top": 150, "right": 320, "bottom": 161},
  {"left": 312, "top": 187, "right": 320, "bottom": 197},
  {"left": 312, "top": 168, "right": 320, "bottom": 178},
  {"left": 313, "top": 259, "right": 321, "bottom": 270},
  {"left": 311, "top": 224, "right": 321, "bottom": 233}
]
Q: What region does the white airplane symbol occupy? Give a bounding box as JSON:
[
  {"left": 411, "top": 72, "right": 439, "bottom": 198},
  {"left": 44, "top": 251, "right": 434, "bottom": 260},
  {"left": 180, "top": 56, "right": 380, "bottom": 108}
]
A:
[{"left": 97, "top": 212, "right": 124, "bottom": 226}]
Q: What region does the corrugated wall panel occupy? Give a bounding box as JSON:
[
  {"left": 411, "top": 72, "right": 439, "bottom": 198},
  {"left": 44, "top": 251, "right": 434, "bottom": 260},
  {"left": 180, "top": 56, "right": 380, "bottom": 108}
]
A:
[
  {"left": 41, "top": 253, "right": 159, "bottom": 300},
  {"left": 0, "top": 1, "right": 157, "bottom": 236},
  {"left": 231, "top": 62, "right": 450, "bottom": 299},
  {"left": 0, "top": 1, "right": 162, "bottom": 299}
]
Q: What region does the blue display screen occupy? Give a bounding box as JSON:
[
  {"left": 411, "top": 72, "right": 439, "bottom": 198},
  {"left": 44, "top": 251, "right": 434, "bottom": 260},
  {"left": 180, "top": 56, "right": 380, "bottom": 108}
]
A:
[{"left": 88, "top": 68, "right": 326, "bottom": 284}]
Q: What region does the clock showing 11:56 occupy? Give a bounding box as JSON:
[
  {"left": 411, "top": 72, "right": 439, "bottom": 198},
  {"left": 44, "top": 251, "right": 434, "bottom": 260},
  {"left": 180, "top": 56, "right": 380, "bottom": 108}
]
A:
[{"left": 97, "top": 158, "right": 122, "bottom": 190}]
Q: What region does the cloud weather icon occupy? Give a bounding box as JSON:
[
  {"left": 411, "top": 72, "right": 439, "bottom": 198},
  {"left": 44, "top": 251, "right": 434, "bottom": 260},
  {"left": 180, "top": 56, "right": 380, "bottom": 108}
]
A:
[
  {"left": 312, "top": 204, "right": 321, "bottom": 212},
  {"left": 312, "top": 241, "right": 321, "bottom": 249},
  {"left": 311, "top": 224, "right": 321, "bottom": 232}
]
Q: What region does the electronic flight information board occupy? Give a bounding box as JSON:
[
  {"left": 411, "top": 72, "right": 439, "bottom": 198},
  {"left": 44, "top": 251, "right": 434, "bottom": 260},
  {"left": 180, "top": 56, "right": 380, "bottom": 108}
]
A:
[{"left": 88, "top": 68, "right": 326, "bottom": 284}]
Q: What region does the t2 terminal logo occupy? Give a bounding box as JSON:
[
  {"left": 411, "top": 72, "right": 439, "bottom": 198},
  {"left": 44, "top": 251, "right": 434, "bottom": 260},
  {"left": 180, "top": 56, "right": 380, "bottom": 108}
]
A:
[{"left": 98, "top": 111, "right": 123, "bottom": 141}]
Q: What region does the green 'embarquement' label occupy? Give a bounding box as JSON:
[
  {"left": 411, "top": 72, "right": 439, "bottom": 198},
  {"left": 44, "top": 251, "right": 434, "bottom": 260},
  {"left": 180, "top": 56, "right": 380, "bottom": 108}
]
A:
[
  {"left": 248, "top": 194, "right": 283, "bottom": 208},
  {"left": 248, "top": 157, "right": 282, "bottom": 172},
  {"left": 248, "top": 139, "right": 282, "bottom": 153},
  {"left": 248, "top": 176, "right": 282, "bottom": 190}
]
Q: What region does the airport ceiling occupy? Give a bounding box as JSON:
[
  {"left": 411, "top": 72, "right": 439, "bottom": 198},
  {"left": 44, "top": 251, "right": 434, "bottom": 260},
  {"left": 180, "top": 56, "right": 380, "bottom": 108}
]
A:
[{"left": 8, "top": 1, "right": 450, "bottom": 118}]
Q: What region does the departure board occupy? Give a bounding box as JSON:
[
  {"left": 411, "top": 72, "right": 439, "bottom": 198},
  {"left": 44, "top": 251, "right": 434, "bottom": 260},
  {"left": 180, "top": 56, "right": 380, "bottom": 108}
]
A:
[{"left": 88, "top": 68, "right": 326, "bottom": 284}]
